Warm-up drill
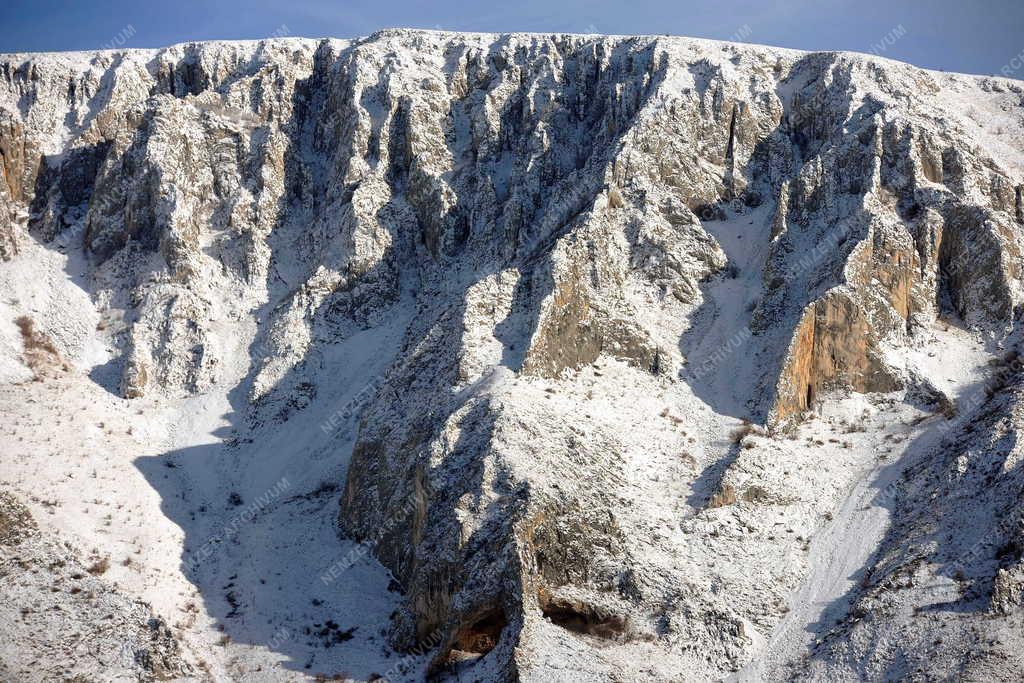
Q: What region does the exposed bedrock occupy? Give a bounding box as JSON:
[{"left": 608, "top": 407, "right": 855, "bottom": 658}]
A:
[{"left": 763, "top": 89, "right": 1024, "bottom": 425}]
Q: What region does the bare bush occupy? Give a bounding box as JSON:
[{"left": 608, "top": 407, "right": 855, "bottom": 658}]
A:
[
  {"left": 15, "top": 315, "right": 68, "bottom": 377},
  {"left": 86, "top": 557, "right": 110, "bottom": 575},
  {"left": 708, "top": 483, "right": 737, "bottom": 509},
  {"left": 741, "top": 485, "right": 769, "bottom": 503},
  {"left": 730, "top": 420, "right": 754, "bottom": 444}
]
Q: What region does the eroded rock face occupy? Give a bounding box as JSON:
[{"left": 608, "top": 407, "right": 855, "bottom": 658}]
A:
[
  {"left": 773, "top": 289, "right": 902, "bottom": 419},
  {"left": 756, "top": 61, "right": 1024, "bottom": 425},
  {"left": 0, "top": 113, "right": 31, "bottom": 260},
  {"left": 992, "top": 565, "right": 1024, "bottom": 615},
  {"left": 3, "top": 30, "right": 1024, "bottom": 681}
]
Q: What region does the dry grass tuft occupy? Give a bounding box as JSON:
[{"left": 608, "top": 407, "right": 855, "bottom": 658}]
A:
[
  {"left": 740, "top": 485, "right": 770, "bottom": 503},
  {"left": 15, "top": 315, "right": 68, "bottom": 378},
  {"left": 729, "top": 421, "right": 755, "bottom": 444},
  {"left": 86, "top": 557, "right": 110, "bottom": 575},
  {"left": 607, "top": 186, "right": 625, "bottom": 209},
  {"left": 708, "top": 483, "right": 737, "bottom": 509}
]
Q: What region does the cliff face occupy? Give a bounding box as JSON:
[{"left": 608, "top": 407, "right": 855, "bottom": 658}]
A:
[{"left": 2, "top": 30, "right": 1024, "bottom": 681}]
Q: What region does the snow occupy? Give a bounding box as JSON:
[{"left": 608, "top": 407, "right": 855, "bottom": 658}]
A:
[
  {"left": 0, "top": 238, "right": 431, "bottom": 680},
  {"left": 731, "top": 322, "right": 1006, "bottom": 681},
  {"left": 930, "top": 71, "right": 1024, "bottom": 175},
  {"left": 681, "top": 202, "right": 773, "bottom": 417},
  {"left": 2, "top": 187, "right": 988, "bottom": 683}
]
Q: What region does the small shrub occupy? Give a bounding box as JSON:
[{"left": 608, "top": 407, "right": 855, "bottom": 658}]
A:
[
  {"left": 740, "top": 486, "right": 769, "bottom": 503},
  {"left": 730, "top": 421, "right": 754, "bottom": 444},
  {"left": 708, "top": 484, "right": 737, "bottom": 509},
  {"left": 14, "top": 315, "right": 68, "bottom": 376},
  {"left": 844, "top": 420, "right": 867, "bottom": 433},
  {"left": 86, "top": 557, "right": 110, "bottom": 575},
  {"left": 607, "top": 186, "right": 625, "bottom": 209}
]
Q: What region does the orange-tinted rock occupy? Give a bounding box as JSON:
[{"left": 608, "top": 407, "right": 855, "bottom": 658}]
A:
[{"left": 773, "top": 290, "right": 901, "bottom": 423}]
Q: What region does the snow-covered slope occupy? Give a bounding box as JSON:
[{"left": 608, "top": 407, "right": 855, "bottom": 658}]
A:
[{"left": 1, "top": 30, "right": 1023, "bottom": 682}]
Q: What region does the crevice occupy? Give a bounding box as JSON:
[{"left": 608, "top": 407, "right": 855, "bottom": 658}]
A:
[
  {"left": 539, "top": 594, "right": 627, "bottom": 638},
  {"left": 723, "top": 103, "right": 739, "bottom": 197}
]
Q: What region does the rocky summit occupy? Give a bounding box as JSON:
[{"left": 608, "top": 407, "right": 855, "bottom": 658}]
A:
[{"left": 1, "top": 30, "right": 1024, "bottom": 682}]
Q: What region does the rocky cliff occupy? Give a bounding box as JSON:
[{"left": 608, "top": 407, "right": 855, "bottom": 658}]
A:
[{"left": 2, "top": 30, "right": 1024, "bottom": 682}]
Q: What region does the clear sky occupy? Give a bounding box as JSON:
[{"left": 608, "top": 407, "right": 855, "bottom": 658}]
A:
[{"left": 1, "top": 0, "right": 1022, "bottom": 77}]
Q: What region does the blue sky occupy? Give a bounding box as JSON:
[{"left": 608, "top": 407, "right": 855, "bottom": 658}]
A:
[{"left": 1, "top": 0, "right": 1022, "bottom": 76}]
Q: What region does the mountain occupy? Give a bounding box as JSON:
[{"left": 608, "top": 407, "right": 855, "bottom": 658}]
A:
[{"left": 1, "top": 29, "right": 1023, "bottom": 682}]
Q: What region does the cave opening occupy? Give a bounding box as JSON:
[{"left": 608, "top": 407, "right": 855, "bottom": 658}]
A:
[
  {"left": 451, "top": 607, "right": 508, "bottom": 656},
  {"left": 540, "top": 595, "right": 627, "bottom": 638}
]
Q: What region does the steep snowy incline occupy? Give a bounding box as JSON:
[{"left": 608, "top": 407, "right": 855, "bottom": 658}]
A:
[
  {"left": 731, "top": 324, "right": 996, "bottom": 681},
  {"left": 681, "top": 202, "right": 773, "bottom": 418}
]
